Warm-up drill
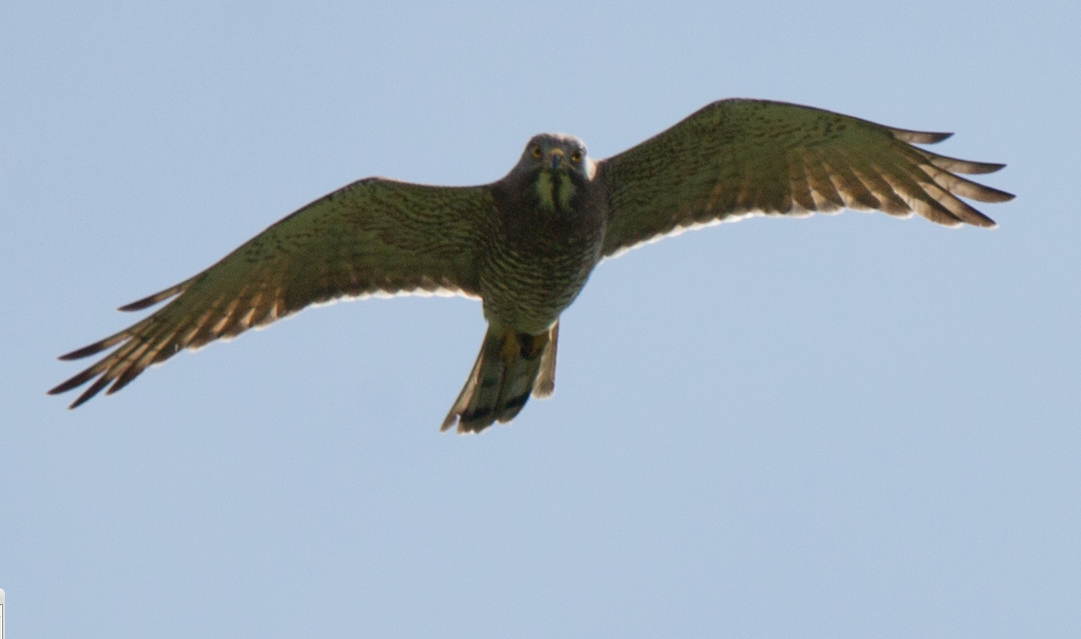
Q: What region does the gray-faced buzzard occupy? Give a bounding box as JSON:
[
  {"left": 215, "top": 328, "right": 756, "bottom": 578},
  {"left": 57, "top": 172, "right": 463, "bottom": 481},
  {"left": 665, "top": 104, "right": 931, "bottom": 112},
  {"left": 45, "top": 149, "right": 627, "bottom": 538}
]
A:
[{"left": 50, "top": 99, "right": 1014, "bottom": 432}]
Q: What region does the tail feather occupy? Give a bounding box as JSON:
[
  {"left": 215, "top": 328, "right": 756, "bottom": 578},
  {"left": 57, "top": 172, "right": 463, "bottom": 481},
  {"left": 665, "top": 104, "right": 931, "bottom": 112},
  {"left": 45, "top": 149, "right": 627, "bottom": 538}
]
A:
[
  {"left": 534, "top": 321, "right": 558, "bottom": 398},
  {"left": 441, "top": 322, "right": 559, "bottom": 433}
]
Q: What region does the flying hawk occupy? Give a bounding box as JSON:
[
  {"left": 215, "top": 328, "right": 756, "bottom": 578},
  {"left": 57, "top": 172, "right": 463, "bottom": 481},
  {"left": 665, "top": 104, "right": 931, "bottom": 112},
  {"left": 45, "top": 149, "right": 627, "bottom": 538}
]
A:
[{"left": 50, "top": 99, "right": 1014, "bottom": 432}]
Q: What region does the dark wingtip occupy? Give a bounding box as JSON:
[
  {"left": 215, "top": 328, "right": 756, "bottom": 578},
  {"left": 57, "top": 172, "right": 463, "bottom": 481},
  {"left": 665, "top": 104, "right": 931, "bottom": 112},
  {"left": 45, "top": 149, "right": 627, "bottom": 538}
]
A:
[
  {"left": 915, "top": 148, "right": 1010, "bottom": 177},
  {"left": 118, "top": 282, "right": 186, "bottom": 312},
  {"left": 58, "top": 333, "right": 126, "bottom": 361},
  {"left": 49, "top": 364, "right": 101, "bottom": 397},
  {"left": 68, "top": 393, "right": 92, "bottom": 409},
  {"left": 979, "top": 162, "right": 1008, "bottom": 174},
  {"left": 58, "top": 344, "right": 106, "bottom": 361},
  {"left": 119, "top": 298, "right": 158, "bottom": 312},
  {"left": 68, "top": 377, "right": 111, "bottom": 408},
  {"left": 890, "top": 128, "right": 953, "bottom": 144}
]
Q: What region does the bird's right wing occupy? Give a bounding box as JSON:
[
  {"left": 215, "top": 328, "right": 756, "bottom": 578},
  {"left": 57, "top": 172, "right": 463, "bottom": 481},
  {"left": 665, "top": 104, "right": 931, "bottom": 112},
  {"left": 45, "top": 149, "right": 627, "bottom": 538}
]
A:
[
  {"left": 51, "top": 178, "right": 494, "bottom": 407},
  {"left": 596, "top": 99, "right": 1014, "bottom": 258}
]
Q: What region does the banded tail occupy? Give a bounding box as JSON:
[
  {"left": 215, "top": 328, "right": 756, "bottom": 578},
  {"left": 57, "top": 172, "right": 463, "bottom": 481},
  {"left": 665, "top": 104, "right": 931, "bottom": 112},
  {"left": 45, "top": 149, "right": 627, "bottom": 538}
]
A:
[{"left": 442, "top": 322, "right": 559, "bottom": 433}]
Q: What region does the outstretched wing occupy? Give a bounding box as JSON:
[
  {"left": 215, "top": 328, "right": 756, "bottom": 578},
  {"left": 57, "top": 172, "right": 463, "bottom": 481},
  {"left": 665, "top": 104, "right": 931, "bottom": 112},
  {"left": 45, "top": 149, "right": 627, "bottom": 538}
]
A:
[
  {"left": 51, "top": 178, "right": 493, "bottom": 407},
  {"left": 597, "top": 99, "right": 1014, "bottom": 257}
]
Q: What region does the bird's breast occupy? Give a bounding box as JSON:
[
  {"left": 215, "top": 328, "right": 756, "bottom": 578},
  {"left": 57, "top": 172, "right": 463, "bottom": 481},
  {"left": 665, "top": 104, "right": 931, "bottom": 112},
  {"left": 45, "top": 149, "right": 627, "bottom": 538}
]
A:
[{"left": 480, "top": 184, "right": 605, "bottom": 333}]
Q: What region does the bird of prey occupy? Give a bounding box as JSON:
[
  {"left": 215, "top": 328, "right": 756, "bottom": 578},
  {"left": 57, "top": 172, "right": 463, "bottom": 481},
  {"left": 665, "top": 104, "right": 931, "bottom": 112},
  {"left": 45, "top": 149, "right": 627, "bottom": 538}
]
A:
[{"left": 50, "top": 99, "right": 1014, "bottom": 432}]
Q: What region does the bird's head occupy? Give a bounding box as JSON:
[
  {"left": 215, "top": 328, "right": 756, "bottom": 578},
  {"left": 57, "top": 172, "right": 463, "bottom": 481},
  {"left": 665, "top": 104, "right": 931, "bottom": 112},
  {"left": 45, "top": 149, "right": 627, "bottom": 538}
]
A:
[
  {"left": 516, "top": 133, "right": 595, "bottom": 213},
  {"left": 520, "top": 133, "right": 594, "bottom": 180}
]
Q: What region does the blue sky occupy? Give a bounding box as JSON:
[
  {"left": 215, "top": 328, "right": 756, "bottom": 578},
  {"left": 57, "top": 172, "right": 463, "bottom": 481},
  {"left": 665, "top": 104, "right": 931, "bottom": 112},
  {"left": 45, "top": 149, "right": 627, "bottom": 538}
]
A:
[{"left": 3, "top": 1, "right": 1079, "bottom": 637}]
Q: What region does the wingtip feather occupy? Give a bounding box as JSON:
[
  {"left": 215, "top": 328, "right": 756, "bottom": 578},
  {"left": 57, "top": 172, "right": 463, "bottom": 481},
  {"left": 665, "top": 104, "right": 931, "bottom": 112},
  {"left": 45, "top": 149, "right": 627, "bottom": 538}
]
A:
[
  {"left": 70, "top": 377, "right": 111, "bottom": 408},
  {"left": 890, "top": 128, "right": 953, "bottom": 144},
  {"left": 58, "top": 333, "right": 126, "bottom": 361},
  {"left": 118, "top": 282, "right": 186, "bottom": 312},
  {"left": 981, "top": 186, "right": 1015, "bottom": 203}
]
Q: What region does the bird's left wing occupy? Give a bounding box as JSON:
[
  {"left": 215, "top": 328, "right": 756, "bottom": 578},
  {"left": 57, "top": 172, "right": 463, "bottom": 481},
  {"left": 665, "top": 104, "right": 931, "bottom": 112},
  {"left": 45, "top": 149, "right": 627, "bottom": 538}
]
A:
[
  {"left": 51, "top": 178, "right": 493, "bottom": 407},
  {"left": 596, "top": 99, "right": 1014, "bottom": 257}
]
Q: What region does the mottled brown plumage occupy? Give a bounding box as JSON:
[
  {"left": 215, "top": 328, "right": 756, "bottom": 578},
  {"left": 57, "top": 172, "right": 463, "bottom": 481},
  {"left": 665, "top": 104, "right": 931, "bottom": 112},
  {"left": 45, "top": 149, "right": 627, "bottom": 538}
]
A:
[{"left": 50, "top": 99, "right": 1014, "bottom": 432}]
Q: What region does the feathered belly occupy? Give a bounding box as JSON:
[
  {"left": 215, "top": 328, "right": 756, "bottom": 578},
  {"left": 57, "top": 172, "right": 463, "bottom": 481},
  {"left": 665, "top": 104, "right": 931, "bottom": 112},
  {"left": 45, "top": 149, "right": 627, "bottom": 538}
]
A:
[{"left": 479, "top": 239, "right": 599, "bottom": 334}]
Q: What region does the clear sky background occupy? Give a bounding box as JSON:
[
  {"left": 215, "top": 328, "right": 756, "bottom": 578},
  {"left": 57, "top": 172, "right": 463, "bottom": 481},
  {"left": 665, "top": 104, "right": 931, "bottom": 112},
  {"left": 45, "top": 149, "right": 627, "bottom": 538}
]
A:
[{"left": 2, "top": 1, "right": 1078, "bottom": 637}]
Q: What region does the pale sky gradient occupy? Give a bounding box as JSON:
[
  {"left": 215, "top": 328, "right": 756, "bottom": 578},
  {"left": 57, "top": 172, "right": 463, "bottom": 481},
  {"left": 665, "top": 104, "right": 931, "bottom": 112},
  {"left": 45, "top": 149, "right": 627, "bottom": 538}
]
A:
[{"left": 3, "top": 1, "right": 1079, "bottom": 637}]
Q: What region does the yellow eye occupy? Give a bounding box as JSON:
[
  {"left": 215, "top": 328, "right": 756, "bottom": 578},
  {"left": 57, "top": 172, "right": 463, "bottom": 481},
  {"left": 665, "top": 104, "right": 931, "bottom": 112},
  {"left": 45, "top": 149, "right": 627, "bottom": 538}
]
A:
[
  {"left": 570, "top": 150, "right": 583, "bottom": 164},
  {"left": 531, "top": 145, "right": 542, "bottom": 159}
]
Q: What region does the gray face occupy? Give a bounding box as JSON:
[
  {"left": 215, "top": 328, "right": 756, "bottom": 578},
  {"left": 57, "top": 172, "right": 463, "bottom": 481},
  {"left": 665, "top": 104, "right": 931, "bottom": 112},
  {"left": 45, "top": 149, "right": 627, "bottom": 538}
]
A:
[
  {"left": 519, "top": 133, "right": 593, "bottom": 180},
  {"left": 516, "top": 134, "right": 595, "bottom": 213}
]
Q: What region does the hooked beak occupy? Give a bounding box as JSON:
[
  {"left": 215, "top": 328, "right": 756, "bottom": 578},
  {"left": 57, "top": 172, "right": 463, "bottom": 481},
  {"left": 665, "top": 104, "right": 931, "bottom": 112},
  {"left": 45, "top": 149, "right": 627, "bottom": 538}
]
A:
[{"left": 547, "top": 148, "right": 564, "bottom": 171}]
